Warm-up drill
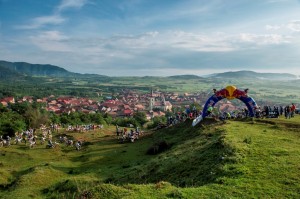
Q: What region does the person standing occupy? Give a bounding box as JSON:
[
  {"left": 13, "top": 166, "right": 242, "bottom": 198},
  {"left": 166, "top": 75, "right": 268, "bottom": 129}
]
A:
[
  {"left": 286, "top": 105, "right": 291, "bottom": 119},
  {"left": 291, "top": 103, "right": 296, "bottom": 117}
]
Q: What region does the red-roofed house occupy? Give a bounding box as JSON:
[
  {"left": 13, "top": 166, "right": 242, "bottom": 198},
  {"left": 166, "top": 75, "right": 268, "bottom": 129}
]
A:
[
  {"left": 0, "top": 97, "right": 15, "bottom": 106},
  {"left": 22, "top": 96, "right": 33, "bottom": 103},
  {"left": 134, "top": 104, "right": 145, "bottom": 111},
  {"left": 123, "top": 109, "right": 132, "bottom": 117}
]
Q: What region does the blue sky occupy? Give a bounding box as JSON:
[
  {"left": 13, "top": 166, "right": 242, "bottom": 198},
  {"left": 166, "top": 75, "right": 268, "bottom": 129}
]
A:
[{"left": 1, "top": 0, "right": 300, "bottom": 76}]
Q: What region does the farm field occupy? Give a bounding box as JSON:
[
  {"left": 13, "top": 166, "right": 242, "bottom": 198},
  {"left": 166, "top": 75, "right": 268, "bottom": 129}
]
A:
[{"left": 1, "top": 116, "right": 300, "bottom": 198}]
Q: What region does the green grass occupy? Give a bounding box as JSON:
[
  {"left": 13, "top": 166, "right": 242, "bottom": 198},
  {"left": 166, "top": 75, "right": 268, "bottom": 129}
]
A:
[
  {"left": 1, "top": 116, "right": 300, "bottom": 198},
  {"left": 3, "top": 75, "right": 300, "bottom": 103}
]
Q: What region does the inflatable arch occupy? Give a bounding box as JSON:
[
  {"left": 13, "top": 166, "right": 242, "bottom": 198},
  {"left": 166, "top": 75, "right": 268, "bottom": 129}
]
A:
[{"left": 192, "top": 85, "right": 258, "bottom": 126}]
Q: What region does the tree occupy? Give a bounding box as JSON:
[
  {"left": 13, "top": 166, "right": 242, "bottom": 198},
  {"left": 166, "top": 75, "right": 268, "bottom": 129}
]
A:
[
  {"left": 90, "top": 113, "right": 106, "bottom": 125},
  {"left": 104, "top": 113, "right": 113, "bottom": 126},
  {"left": 60, "top": 113, "right": 73, "bottom": 125},
  {"left": 133, "top": 111, "right": 147, "bottom": 126},
  {"left": 147, "top": 116, "right": 167, "bottom": 129},
  {"left": 0, "top": 111, "right": 26, "bottom": 137},
  {"left": 49, "top": 112, "right": 60, "bottom": 124},
  {"left": 10, "top": 102, "right": 30, "bottom": 115},
  {"left": 24, "top": 106, "right": 49, "bottom": 128}
]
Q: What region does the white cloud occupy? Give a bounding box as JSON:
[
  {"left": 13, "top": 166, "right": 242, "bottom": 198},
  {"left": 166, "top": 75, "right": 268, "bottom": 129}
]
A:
[
  {"left": 169, "top": 31, "right": 235, "bottom": 52},
  {"left": 15, "top": 0, "right": 89, "bottom": 30},
  {"left": 24, "top": 29, "right": 294, "bottom": 70},
  {"left": 15, "top": 15, "right": 66, "bottom": 30},
  {"left": 57, "top": 0, "right": 89, "bottom": 11},
  {"left": 265, "top": 24, "right": 281, "bottom": 31},
  {"left": 30, "top": 31, "right": 71, "bottom": 52},
  {"left": 266, "top": 0, "right": 290, "bottom": 3},
  {"left": 238, "top": 33, "right": 290, "bottom": 45},
  {"left": 287, "top": 20, "right": 300, "bottom": 32},
  {"left": 265, "top": 20, "right": 300, "bottom": 33}
]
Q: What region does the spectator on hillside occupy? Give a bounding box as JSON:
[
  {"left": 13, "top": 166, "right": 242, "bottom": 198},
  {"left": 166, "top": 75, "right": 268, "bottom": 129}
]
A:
[
  {"left": 116, "top": 125, "right": 120, "bottom": 137},
  {"left": 285, "top": 105, "right": 291, "bottom": 119},
  {"left": 280, "top": 106, "right": 284, "bottom": 116},
  {"left": 291, "top": 103, "right": 296, "bottom": 117},
  {"left": 207, "top": 106, "right": 213, "bottom": 116},
  {"left": 275, "top": 106, "right": 280, "bottom": 118}
]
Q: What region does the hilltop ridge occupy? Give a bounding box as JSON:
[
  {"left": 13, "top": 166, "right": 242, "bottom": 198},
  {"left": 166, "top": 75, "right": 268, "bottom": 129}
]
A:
[
  {"left": 0, "top": 60, "right": 108, "bottom": 78},
  {"left": 0, "top": 60, "right": 297, "bottom": 80},
  {"left": 0, "top": 60, "right": 71, "bottom": 77},
  {"left": 210, "top": 70, "right": 297, "bottom": 80}
]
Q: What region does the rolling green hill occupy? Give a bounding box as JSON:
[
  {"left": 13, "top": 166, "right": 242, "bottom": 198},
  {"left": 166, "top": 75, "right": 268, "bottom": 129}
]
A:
[
  {"left": 0, "top": 60, "right": 72, "bottom": 77},
  {"left": 0, "top": 116, "right": 300, "bottom": 198},
  {"left": 212, "top": 70, "right": 297, "bottom": 80},
  {"left": 167, "top": 75, "right": 203, "bottom": 80},
  {"left": 0, "top": 60, "right": 109, "bottom": 79},
  {"left": 1, "top": 60, "right": 299, "bottom": 105},
  {"left": 0, "top": 65, "right": 23, "bottom": 79}
]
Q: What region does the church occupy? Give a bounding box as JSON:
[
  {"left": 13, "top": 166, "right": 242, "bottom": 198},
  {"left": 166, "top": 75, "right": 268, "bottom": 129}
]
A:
[{"left": 149, "top": 90, "right": 172, "bottom": 112}]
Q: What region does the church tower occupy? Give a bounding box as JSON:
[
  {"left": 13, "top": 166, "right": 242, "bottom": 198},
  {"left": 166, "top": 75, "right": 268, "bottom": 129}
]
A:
[
  {"left": 161, "top": 94, "right": 166, "bottom": 111},
  {"left": 149, "top": 89, "right": 155, "bottom": 111}
]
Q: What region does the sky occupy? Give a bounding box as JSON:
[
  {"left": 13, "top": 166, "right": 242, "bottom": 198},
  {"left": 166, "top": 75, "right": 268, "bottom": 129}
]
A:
[{"left": 1, "top": 0, "right": 300, "bottom": 76}]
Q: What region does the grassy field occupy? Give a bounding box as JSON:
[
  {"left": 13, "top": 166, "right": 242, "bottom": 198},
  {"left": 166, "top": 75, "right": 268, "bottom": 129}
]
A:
[
  {"left": 1, "top": 116, "right": 300, "bottom": 198},
  {"left": 2, "top": 75, "right": 300, "bottom": 105}
]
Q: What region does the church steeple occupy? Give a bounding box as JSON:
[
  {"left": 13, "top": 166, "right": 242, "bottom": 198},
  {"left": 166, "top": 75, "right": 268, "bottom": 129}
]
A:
[
  {"left": 149, "top": 88, "right": 155, "bottom": 111},
  {"left": 161, "top": 94, "right": 166, "bottom": 105}
]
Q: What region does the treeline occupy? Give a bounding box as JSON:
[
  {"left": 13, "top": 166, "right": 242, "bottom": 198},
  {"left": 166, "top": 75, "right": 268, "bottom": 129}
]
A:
[
  {"left": 0, "top": 80, "right": 152, "bottom": 101},
  {"left": 0, "top": 102, "right": 151, "bottom": 137},
  {"left": 0, "top": 80, "right": 102, "bottom": 99}
]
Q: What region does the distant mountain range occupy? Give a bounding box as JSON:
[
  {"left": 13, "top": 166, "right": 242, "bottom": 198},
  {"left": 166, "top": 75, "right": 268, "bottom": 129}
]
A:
[
  {"left": 167, "top": 71, "right": 297, "bottom": 80},
  {"left": 210, "top": 70, "right": 298, "bottom": 80},
  {"left": 167, "top": 75, "right": 204, "bottom": 80},
  {"left": 0, "top": 60, "right": 108, "bottom": 79},
  {"left": 0, "top": 60, "right": 73, "bottom": 77},
  {"left": 0, "top": 64, "right": 22, "bottom": 79},
  {"left": 0, "top": 60, "right": 298, "bottom": 80}
]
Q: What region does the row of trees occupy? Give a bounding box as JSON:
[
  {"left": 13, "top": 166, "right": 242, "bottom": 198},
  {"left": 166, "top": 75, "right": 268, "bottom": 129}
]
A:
[
  {"left": 1, "top": 101, "right": 201, "bottom": 137},
  {"left": 0, "top": 102, "right": 151, "bottom": 137}
]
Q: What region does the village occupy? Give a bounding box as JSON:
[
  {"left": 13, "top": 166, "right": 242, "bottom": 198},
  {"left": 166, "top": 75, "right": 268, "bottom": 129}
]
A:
[{"left": 0, "top": 89, "right": 241, "bottom": 120}]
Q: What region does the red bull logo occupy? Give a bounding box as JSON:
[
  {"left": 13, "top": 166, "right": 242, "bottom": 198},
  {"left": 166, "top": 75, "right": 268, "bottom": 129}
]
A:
[
  {"left": 214, "top": 85, "right": 248, "bottom": 100},
  {"left": 232, "top": 88, "right": 248, "bottom": 98},
  {"left": 214, "top": 88, "right": 229, "bottom": 98}
]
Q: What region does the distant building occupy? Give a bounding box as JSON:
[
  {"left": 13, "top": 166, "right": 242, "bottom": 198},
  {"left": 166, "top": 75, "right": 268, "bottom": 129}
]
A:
[
  {"left": 149, "top": 90, "right": 172, "bottom": 112},
  {"left": 0, "top": 96, "right": 15, "bottom": 106},
  {"left": 146, "top": 111, "right": 166, "bottom": 120}
]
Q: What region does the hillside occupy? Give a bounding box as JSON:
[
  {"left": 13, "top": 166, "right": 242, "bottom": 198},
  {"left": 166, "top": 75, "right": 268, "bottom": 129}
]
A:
[
  {"left": 0, "top": 65, "right": 23, "bottom": 79},
  {"left": 0, "top": 60, "right": 107, "bottom": 78},
  {"left": 1, "top": 116, "right": 300, "bottom": 198},
  {"left": 211, "top": 70, "right": 297, "bottom": 80},
  {"left": 1, "top": 60, "right": 297, "bottom": 81},
  {"left": 0, "top": 60, "right": 73, "bottom": 77},
  {"left": 167, "top": 75, "right": 203, "bottom": 80}
]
